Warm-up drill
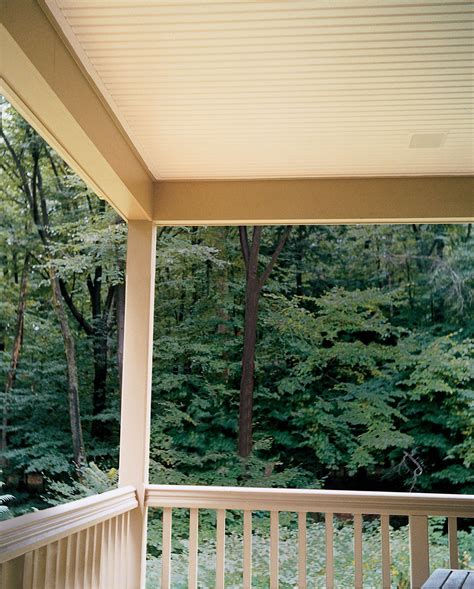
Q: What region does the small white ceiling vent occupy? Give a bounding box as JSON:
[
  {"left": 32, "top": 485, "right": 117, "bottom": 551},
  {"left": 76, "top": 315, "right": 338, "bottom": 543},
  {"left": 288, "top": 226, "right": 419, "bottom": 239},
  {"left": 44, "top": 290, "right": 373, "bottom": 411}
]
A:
[{"left": 409, "top": 133, "right": 447, "bottom": 149}]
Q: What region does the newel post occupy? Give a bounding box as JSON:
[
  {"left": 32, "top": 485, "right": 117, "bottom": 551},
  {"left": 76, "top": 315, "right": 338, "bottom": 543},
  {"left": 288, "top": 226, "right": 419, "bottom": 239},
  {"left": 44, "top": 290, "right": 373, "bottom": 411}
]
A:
[{"left": 119, "top": 221, "right": 157, "bottom": 589}]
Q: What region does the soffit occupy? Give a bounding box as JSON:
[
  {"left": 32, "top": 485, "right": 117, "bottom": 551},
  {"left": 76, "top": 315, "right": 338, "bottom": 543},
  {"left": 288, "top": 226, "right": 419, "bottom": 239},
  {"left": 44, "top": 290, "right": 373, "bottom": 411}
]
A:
[{"left": 46, "top": 0, "right": 474, "bottom": 180}]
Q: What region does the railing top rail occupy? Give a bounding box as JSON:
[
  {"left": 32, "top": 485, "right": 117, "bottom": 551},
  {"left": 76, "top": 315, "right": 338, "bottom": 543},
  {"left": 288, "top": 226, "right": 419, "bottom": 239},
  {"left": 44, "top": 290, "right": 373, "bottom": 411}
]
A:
[
  {"left": 145, "top": 484, "right": 474, "bottom": 517},
  {"left": 0, "top": 485, "right": 138, "bottom": 564}
]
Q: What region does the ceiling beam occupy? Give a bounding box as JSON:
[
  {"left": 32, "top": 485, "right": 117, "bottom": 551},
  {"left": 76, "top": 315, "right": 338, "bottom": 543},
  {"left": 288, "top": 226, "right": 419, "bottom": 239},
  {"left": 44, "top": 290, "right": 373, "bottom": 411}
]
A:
[
  {"left": 0, "top": 0, "right": 154, "bottom": 221},
  {"left": 154, "top": 177, "right": 474, "bottom": 226}
]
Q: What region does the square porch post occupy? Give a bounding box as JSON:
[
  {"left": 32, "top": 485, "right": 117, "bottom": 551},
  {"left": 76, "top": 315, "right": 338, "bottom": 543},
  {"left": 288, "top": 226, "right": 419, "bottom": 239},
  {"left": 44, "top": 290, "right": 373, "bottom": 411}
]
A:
[{"left": 118, "top": 221, "right": 157, "bottom": 589}]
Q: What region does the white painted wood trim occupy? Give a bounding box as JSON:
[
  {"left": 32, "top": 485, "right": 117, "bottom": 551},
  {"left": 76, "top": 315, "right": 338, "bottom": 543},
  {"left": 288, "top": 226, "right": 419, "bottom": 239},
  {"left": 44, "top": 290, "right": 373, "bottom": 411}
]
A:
[
  {"left": 380, "top": 514, "right": 391, "bottom": 589},
  {"left": 118, "top": 221, "right": 156, "bottom": 589},
  {"left": 325, "top": 513, "right": 334, "bottom": 589},
  {"left": 409, "top": 515, "right": 430, "bottom": 589},
  {"left": 145, "top": 485, "right": 474, "bottom": 517},
  {"left": 448, "top": 517, "right": 459, "bottom": 569},
  {"left": 161, "top": 508, "right": 172, "bottom": 589},
  {"left": 243, "top": 510, "right": 252, "bottom": 589},
  {"left": 118, "top": 221, "right": 157, "bottom": 492},
  {"left": 0, "top": 487, "right": 137, "bottom": 564},
  {"left": 188, "top": 508, "right": 199, "bottom": 589},
  {"left": 215, "top": 509, "right": 226, "bottom": 589},
  {"left": 154, "top": 177, "right": 474, "bottom": 225},
  {"left": 353, "top": 514, "right": 363, "bottom": 589},
  {"left": 297, "top": 512, "right": 307, "bottom": 589},
  {"left": 269, "top": 511, "right": 279, "bottom": 589},
  {"left": 1, "top": 555, "right": 24, "bottom": 587}
]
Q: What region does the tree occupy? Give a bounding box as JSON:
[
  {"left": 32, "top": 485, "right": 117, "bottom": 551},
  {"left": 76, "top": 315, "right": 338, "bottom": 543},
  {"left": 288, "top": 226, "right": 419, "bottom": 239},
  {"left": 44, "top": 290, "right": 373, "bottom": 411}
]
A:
[
  {"left": 0, "top": 113, "right": 85, "bottom": 469},
  {"left": 1, "top": 253, "right": 29, "bottom": 460},
  {"left": 54, "top": 205, "right": 126, "bottom": 440},
  {"left": 238, "top": 226, "right": 291, "bottom": 458},
  {"left": 1, "top": 99, "right": 473, "bottom": 508}
]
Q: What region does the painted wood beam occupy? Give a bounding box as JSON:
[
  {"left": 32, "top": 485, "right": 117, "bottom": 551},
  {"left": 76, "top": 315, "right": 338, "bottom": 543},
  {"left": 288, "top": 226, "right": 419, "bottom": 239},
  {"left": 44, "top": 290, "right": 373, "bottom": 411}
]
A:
[
  {"left": 154, "top": 177, "right": 474, "bottom": 225},
  {"left": 118, "top": 221, "right": 156, "bottom": 588},
  {"left": 0, "top": 0, "right": 154, "bottom": 221}
]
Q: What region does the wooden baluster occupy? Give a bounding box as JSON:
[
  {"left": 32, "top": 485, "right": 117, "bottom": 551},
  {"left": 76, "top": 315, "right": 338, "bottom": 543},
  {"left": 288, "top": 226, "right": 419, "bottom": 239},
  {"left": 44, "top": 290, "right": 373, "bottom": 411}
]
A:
[
  {"left": 31, "top": 549, "right": 40, "bottom": 589},
  {"left": 120, "top": 515, "right": 127, "bottom": 589},
  {"left": 216, "top": 509, "right": 226, "bottom": 589},
  {"left": 409, "top": 515, "right": 430, "bottom": 589},
  {"left": 354, "top": 514, "right": 363, "bottom": 589},
  {"left": 107, "top": 519, "right": 113, "bottom": 589},
  {"left": 1, "top": 556, "right": 25, "bottom": 589},
  {"left": 448, "top": 517, "right": 459, "bottom": 569},
  {"left": 298, "top": 512, "right": 307, "bottom": 589},
  {"left": 106, "top": 520, "right": 112, "bottom": 589},
  {"left": 97, "top": 525, "right": 103, "bottom": 589},
  {"left": 380, "top": 515, "right": 391, "bottom": 589},
  {"left": 325, "top": 513, "right": 334, "bottom": 589},
  {"left": 243, "top": 510, "right": 252, "bottom": 589},
  {"left": 83, "top": 528, "right": 91, "bottom": 589},
  {"left": 65, "top": 533, "right": 77, "bottom": 589},
  {"left": 75, "top": 531, "right": 86, "bottom": 589},
  {"left": 162, "top": 508, "right": 173, "bottom": 589},
  {"left": 32, "top": 547, "right": 47, "bottom": 589},
  {"left": 31, "top": 549, "right": 39, "bottom": 589},
  {"left": 116, "top": 517, "right": 122, "bottom": 588},
  {"left": 45, "top": 543, "right": 57, "bottom": 589},
  {"left": 39, "top": 547, "right": 47, "bottom": 589},
  {"left": 91, "top": 524, "right": 100, "bottom": 589},
  {"left": 115, "top": 517, "right": 122, "bottom": 589},
  {"left": 109, "top": 518, "right": 115, "bottom": 589},
  {"left": 270, "top": 511, "right": 279, "bottom": 589},
  {"left": 23, "top": 552, "right": 34, "bottom": 589},
  {"left": 55, "top": 537, "right": 67, "bottom": 589},
  {"left": 101, "top": 520, "right": 110, "bottom": 589},
  {"left": 188, "top": 508, "right": 199, "bottom": 589},
  {"left": 107, "top": 520, "right": 114, "bottom": 589},
  {"left": 125, "top": 512, "right": 131, "bottom": 587}
]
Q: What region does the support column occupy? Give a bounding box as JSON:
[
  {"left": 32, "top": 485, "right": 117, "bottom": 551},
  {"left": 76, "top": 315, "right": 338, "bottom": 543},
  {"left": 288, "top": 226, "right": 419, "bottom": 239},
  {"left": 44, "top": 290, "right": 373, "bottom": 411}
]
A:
[{"left": 118, "top": 221, "right": 157, "bottom": 589}]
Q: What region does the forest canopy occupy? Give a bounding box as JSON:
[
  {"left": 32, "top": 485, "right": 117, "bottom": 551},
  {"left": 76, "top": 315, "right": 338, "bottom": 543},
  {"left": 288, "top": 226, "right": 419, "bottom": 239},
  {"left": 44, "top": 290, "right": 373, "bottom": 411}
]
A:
[{"left": 0, "top": 99, "right": 473, "bottom": 516}]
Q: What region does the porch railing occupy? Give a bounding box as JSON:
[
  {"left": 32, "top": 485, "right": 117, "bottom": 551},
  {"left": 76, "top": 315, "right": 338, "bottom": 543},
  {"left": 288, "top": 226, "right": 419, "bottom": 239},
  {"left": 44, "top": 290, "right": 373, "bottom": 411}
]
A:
[
  {"left": 0, "top": 486, "right": 137, "bottom": 589},
  {"left": 146, "top": 485, "right": 474, "bottom": 589},
  {"left": 1, "top": 484, "right": 473, "bottom": 588}
]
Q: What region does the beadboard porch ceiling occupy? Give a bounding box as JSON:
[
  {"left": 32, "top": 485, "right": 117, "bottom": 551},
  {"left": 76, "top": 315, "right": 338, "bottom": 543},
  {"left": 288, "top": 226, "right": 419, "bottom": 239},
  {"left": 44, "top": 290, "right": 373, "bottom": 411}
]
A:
[{"left": 44, "top": 0, "right": 474, "bottom": 181}]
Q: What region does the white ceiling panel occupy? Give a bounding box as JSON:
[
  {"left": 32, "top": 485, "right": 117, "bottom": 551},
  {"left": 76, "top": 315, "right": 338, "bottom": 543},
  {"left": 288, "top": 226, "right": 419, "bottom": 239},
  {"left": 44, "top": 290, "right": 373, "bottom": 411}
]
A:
[{"left": 46, "top": 0, "right": 474, "bottom": 179}]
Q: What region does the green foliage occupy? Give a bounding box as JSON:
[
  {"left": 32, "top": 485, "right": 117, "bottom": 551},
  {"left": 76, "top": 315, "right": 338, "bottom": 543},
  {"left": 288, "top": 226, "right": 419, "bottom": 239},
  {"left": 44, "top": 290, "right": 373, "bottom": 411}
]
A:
[
  {"left": 43, "top": 463, "right": 118, "bottom": 506},
  {"left": 1, "top": 98, "right": 473, "bottom": 515},
  {"left": 0, "top": 471, "right": 14, "bottom": 520},
  {"left": 257, "top": 289, "right": 410, "bottom": 475},
  {"left": 1, "top": 100, "right": 123, "bottom": 496},
  {"left": 394, "top": 335, "right": 474, "bottom": 492}
]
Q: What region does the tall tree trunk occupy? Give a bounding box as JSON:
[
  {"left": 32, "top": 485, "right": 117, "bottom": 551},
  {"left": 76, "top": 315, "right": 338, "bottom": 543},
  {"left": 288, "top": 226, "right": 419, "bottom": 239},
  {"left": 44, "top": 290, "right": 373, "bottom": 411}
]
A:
[
  {"left": 238, "top": 228, "right": 261, "bottom": 458},
  {"left": 49, "top": 269, "right": 85, "bottom": 470},
  {"left": 295, "top": 226, "right": 305, "bottom": 296},
  {"left": 90, "top": 329, "right": 108, "bottom": 438},
  {"left": 87, "top": 269, "right": 106, "bottom": 426},
  {"left": 238, "top": 226, "right": 291, "bottom": 458},
  {"left": 239, "top": 285, "right": 260, "bottom": 457},
  {"left": 60, "top": 273, "right": 116, "bottom": 438},
  {"left": 1, "top": 254, "right": 30, "bottom": 462}
]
